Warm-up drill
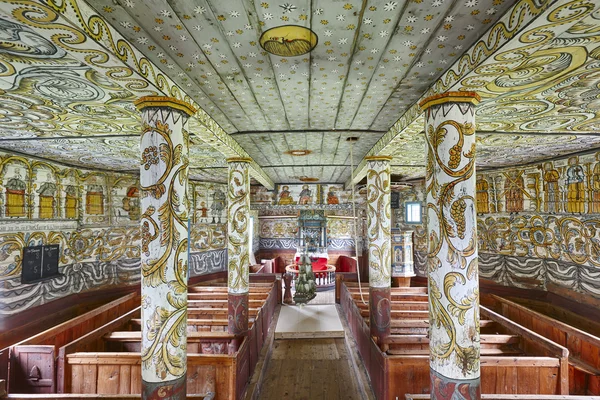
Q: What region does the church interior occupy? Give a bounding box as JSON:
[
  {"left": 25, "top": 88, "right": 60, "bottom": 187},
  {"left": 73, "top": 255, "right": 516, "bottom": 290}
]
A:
[{"left": 1, "top": 0, "right": 600, "bottom": 399}]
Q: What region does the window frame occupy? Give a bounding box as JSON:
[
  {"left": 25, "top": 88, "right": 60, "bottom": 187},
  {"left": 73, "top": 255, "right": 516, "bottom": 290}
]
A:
[{"left": 404, "top": 201, "right": 422, "bottom": 224}]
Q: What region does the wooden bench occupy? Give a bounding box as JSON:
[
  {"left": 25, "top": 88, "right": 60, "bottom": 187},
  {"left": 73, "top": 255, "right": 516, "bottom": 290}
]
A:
[
  {"left": 5, "top": 276, "right": 278, "bottom": 398},
  {"left": 406, "top": 395, "right": 597, "bottom": 400},
  {"left": 339, "top": 282, "right": 570, "bottom": 399},
  {"left": 5, "top": 395, "right": 214, "bottom": 399},
  {"left": 6, "top": 294, "right": 140, "bottom": 394},
  {"left": 56, "top": 282, "right": 278, "bottom": 400},
  {"left": 365, "top": 318, "right": 498, "bottom": 335},
  {"left": 102, "top": 331, "right": 237, "bottom": 353},
  {"left": 485, "top": 294, "right": 600, "bottom": 395},
  {"left": 354, "top": 301, "right": 429, "bottom": 311},
  {"left": 64, "top": 348, "right": 247, "bottom": 399}
]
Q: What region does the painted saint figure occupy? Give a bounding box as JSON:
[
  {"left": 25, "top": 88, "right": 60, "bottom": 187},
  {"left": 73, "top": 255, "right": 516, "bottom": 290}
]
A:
[
  {"left": 6, "top": 169, "right": 26, "bottom": 217},
  {"left": 86, "top": 183, "right": 104, "bottom": 215},
  {"left": 65, "top": 185, "right": 78, "bottom": 219},
  {"left": 327, "top": 186, "right": 339, "bottom": 205},
  {"left": 590, "top": 153, "right": 600, "bottom": 214},
  {"left": 37, "top": 173, "right": 57, "bottom": 219},
  {"left": 278, "top": 185, "right": 295, "bottom": 205},
  {"left": 199, "top": 201, "right": 208, "bottom": 221},
  {"left": 298, "top": 184, "right": 312, "bottom": 205},
  {"left": 542, "top": 162, "right": 560, "bottom": 214},
  {"left": 211, "top": 187, "right": 226, "bottom": 223},
  {"left": 505, "top": 170, "right": 524, "bottom": 213},
  {"left": 566, "top": 156, "right": 585, "bottom": 214},
  {"left": 122, "top": 186, "right": 140, "bottom": 221},
  {"left": 476, "top": 178, "right": 489, "bottom": 214}
]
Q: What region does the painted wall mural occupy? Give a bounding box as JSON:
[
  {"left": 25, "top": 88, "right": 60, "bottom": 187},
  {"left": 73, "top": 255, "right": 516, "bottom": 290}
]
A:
[
  {"left": 474, "top": 151, "right": 600, "bottom": 299},
  {"left": 0, "top": 150, "right": 228, "bottom": 315}
]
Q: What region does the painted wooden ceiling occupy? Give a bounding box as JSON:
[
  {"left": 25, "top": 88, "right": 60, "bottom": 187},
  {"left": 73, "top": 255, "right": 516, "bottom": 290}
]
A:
[{"left": 0, "top": 0, "right": 598, "bottom": 185}]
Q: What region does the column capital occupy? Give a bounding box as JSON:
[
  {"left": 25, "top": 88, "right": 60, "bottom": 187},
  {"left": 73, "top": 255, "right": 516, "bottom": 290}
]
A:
[
  {"left": 365, "top": 155, "right": 393, "bottom": 163},
  {"left": 226, "top": 157, "right": 253, "bottom": 164},
  {"left": 134, "top": 96, "right": 196, "bottom": 116},
  {"left": 419, "top": 91, "right": 480, "bottom": 111}
]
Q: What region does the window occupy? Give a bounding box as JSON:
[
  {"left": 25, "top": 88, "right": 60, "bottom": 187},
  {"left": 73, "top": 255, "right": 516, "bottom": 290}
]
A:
[{"left": 405, "top": 202, "right": 422, "bottom": 224}]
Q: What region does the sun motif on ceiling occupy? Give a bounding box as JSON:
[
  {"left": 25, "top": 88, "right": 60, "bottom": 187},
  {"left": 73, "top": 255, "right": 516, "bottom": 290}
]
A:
[{"left": 259, "top": 25, "right": 318, "bottom": 57}]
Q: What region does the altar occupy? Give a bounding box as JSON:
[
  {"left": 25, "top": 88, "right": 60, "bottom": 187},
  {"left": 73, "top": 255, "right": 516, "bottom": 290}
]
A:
[{"left": 286, "top": 210, "right": 336, "bottom": 290}]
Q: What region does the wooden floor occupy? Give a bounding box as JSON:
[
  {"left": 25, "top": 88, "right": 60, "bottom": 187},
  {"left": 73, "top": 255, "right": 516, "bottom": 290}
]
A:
[{"left": 259, "top": 338, "right": 365, "bottom": 399}]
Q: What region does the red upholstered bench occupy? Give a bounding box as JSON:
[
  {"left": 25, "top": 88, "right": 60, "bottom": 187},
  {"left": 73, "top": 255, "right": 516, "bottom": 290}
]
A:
[{"left": 294, "top": 256, "right": 329, "bottom": 271}]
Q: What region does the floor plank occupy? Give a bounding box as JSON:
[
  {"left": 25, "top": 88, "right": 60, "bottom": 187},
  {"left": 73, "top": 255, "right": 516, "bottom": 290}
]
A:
[{"left": 259, "top": 338, "right": 366, "bottom": 400}]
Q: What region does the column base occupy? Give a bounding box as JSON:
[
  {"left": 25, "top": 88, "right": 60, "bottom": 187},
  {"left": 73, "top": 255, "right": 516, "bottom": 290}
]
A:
[
  {"left": 228, "top": 292, "right": 249, "bottom": 351},
  {"left": 430, "top": 369, "right": 481, "bottom": 400},
  {"left": 142, "top": 375, "right": 186, "bottom": 399},
  {"left": 369, "top": 286, "right": 391, "bottom": 351}
]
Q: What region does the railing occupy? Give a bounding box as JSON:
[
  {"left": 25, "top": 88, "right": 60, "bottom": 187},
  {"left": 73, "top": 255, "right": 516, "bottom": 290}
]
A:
[{"left": 285, "top": 264, "right": 336, "bottom": 289}]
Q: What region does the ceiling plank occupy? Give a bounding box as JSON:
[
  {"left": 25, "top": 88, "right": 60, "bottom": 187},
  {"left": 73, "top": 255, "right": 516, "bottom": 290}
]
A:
[{"left": 346, "top": 0, "right": 588, "bottom": 188}]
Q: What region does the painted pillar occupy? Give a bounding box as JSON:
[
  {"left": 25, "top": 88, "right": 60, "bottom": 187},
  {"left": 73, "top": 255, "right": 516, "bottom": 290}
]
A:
[
  {"left": 227, "top": 157, "right": 252, "bottom": 351},
  {"left": 365, "top": 156, "right": 392, "bottom": 349},
  {"left": 135, "top": 96, "right": 195, "bottom": 399},
  {"left": 420, "top": 92, "right": 481, "bottom": 399}
]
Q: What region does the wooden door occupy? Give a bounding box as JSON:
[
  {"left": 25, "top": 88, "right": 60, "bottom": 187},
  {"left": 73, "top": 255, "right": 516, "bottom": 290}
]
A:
[{"left": 9, "top": 345, "right": 55, "bottom": 393}]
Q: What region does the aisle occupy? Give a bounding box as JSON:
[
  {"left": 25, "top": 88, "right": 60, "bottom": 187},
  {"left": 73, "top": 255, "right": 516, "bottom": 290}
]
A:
[{"left": 258, "top": 337, "right": 366, "bottom": 400}]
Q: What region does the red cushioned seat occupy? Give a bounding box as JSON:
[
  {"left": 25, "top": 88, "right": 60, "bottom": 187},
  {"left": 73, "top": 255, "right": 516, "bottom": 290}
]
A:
[{"left": 294, "top": 256, "right": 329, "bottom": 271}]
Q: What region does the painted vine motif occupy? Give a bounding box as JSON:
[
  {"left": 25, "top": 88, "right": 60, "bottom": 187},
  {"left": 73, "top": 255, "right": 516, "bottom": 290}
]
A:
[
  {"left": 423, "top": 96, "right": 480, "bottom": 384},
  {"left": 366, "top": 157, "right": 392, "bottom": 287},
  {"left": 137, "top": 101, "right": 191, "bottom": 385},
  {"left": 227, "top": 159, "right": 251, "bottom": 294}
]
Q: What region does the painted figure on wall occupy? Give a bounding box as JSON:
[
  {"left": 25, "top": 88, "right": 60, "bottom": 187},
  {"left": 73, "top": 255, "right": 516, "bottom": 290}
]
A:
[
  {"left": 198, "top": 201, "right": 208, "bottom": 222},
  {"left": 211, "top": 187, "right": 226, "bottom": 223},
  {"left": 590, "top": 153, "right": 600, "bottom": 214},
  {"left": 298, "top": 184, "right": 312, "bottom": 205},
  {"left": 65, "top": 185, "right": 78, "bottom": 219},
  {"left": 278, "top": 185, "right": 295, "bottom": 205},
  {"left": 542, "top": 162, "right": 561, "bottom": 214},
  {"left": 86, "top": 184, "right": 104, "bottom": 215},
  {"left": 6, "top": 169, "right": 26, "bottom": 217},
  {"left": 327, "top": 186, "right": 339, "bottom": 205},
  {"left": 252, "top": 186, "right": 273, "bottom": 204},
  {"left": 37, "top": 173, "right": 57, "bottom": 219},
  {"left": 566, "top": 156, "right": 585, "bottom": 214},
  {"left": 505, "top": 170, "right": 524, "bottom": 213},
  {"left": 476, "top": 178, "right": 489, "bottom": 214},
  {"left": 122, "top": 186, "right": 140, "bottom": 221}
]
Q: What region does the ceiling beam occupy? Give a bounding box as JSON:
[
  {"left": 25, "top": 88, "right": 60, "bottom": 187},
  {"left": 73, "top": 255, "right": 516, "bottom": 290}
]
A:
[
  {"left": 0, "top": 135, "right": 140, "bottom": 142},
  {"left": 345, "top": 0, "right": 589, "bottom": 189},
  {"left": 229, "top": 129, "right": 386, "bottom": 136}
]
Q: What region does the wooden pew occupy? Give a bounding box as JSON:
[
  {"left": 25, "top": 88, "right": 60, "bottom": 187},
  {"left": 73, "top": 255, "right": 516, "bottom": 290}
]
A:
[
  {"left": 5, "top": 396, "right": 214, "bottom": 400},
  {"left": 339, "top": 282, "right": 570, "bottom": 399},
  {"left": 406, "top": 395, "right": 597, "bottom": 400},
  {"left": 103, "top": 331, "right": 237, "bottom": 353},
  {"left": 6, "top": 294, "right": 139, "bottom": 394},
  {"left": 486, "top": 294, "right": 600, "bottom": 395},
  {"left": 367, "top": 318, "right": 498, "bottom": 335},
  {"left": 55, "top": 282, "right": 277, "bottom": 400},
  {"left": 354, "top": 301, "right": 429, "bottom": 311},
  {"left": 64, "top": 347, "right": 246, "bottom": 399}
]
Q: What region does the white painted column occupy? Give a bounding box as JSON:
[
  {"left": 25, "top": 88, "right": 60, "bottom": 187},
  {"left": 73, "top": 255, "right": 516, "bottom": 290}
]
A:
[
  {"left": 420, "top": 92, "right": 481, "bottom": 399},
  {"left": 365, "top": 156, "right": 392, "bottom": 348},
  {"left": 136, "top": 96, "right": 195, "bottom": 399},
  {"left": 226, "top": 158, "right": 252, "bottom": 350}
]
